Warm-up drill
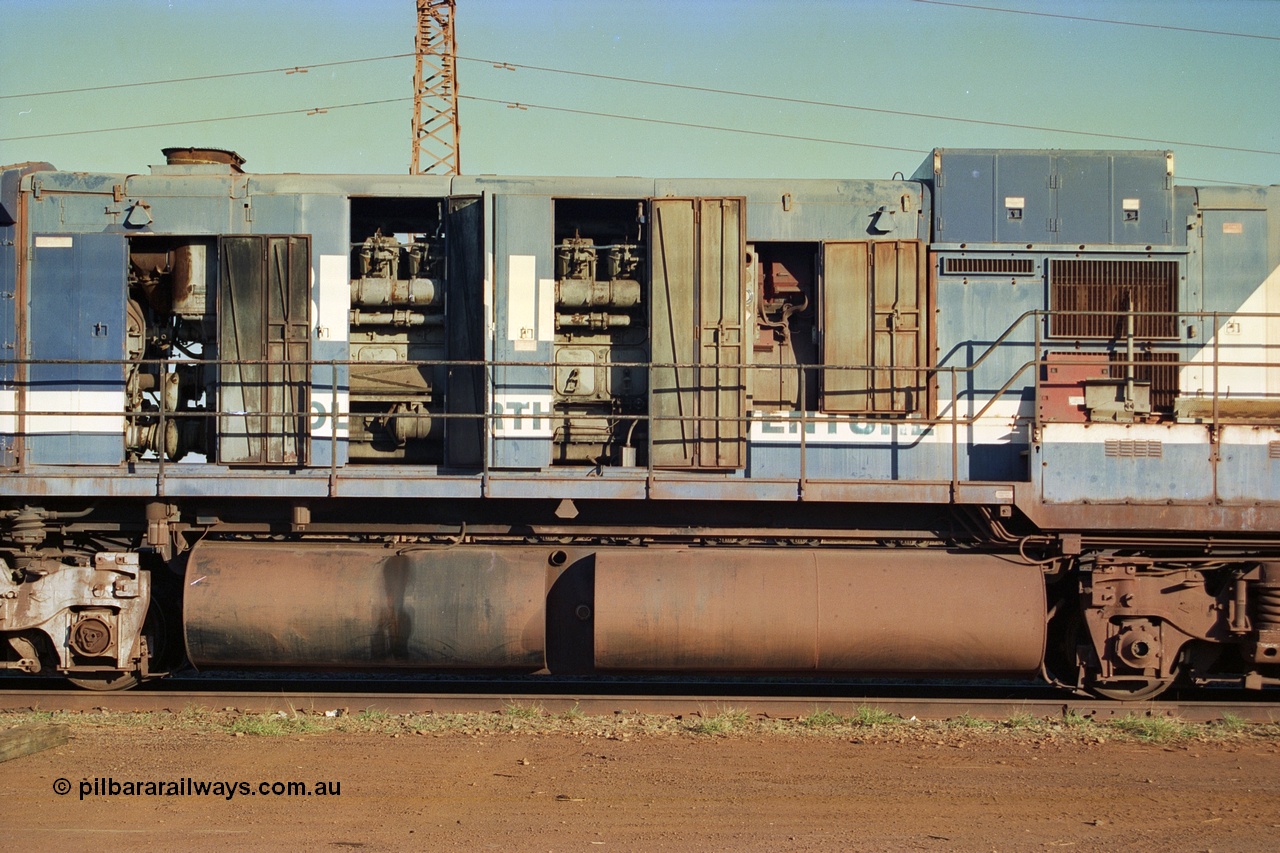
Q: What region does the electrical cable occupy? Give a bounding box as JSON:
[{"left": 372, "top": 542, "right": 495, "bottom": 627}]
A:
[
  {"left": 0, "top": 54, "right": 413, "bottom": 100},
  {"left": 910, "top": 0, "right": 1280, "bottom": 42},
  {"left": 458, "top": 56, "right": 1280, "bottom": 158}
]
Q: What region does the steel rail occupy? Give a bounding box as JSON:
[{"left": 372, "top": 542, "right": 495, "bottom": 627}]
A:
[{"left": 2, "top": 689, "right": 1277, "bottom": 723}]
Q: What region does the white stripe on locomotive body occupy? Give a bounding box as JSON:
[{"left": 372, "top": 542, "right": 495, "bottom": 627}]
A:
[
  {"left": 0, "top": 390, "right": 15, "bottom": 434},
  {"left": 748, "top": 409, "right": 1027, "bottom": 446},
  {"left": 506, "top": 254, "right": 537, "bottom": 350},
  {"left": 23, "top": 390, "right": 126, "bottom": 434},
  {"left": 314, "top": 254, "right": 350, "bottom": 343},
  {"left": 311, "top": 253, "right": 352, "bottom": 440},
  {"left": 311, "top": 390, "right": 349, "bottom": 439},
  {"left": 1043, "top": 422, "right": 1213, "bottom": 445},
  {"left": 492, "top": 394, "right": 554, "bottom": 437},
  {"left": 1180, "top": 262, "right": 1280, "bottom": 399}
]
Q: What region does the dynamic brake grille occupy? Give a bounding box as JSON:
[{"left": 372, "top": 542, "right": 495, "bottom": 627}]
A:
[{"left": 1049, "top": 259, "right": 1178, "bottom": 339}]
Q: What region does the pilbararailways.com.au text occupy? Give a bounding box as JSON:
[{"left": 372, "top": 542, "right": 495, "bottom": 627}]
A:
[{"left": 55, "top": 777, "right": 341, "bottom": 800}]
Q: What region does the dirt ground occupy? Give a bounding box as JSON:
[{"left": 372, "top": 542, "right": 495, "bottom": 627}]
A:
[{"left": 3, "top": 715, "right": 1279, "bottom": 852}]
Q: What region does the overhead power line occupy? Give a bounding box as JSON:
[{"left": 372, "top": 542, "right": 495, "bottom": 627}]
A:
[
  {"left": 4, "top": 49, "right": 1275, "bottom": 159},
  {"left": 460, "top": 95, "right": 928, "bottom": 155},
  {"left": 910, "top": 1, "right": 1280, "bottom": 42},
  {"left": 0, "top": 98, "right": 411, "bottom": 143},
  {"left": 458, "top": 57, "right": 1280, "bottom": 158},
  {"left": 0, "top": 90, "right": 1256, "bottom": 185},
  {"left": 0, "top": 54, "right": 414, "bottom": 101}
]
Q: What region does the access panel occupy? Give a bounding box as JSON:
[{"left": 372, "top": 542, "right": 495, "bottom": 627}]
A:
[
  {"left": 27, "top": 233, "right": 127, "bottom": 465},
  {"left": 650, "top": 197, "right": 746, "bottom": 468},
  {"left": 218, "top": 236, "right": 310, "bottom": 464},
  {"left": 822, "top": 240, "right": 927, "bottom": 414}
]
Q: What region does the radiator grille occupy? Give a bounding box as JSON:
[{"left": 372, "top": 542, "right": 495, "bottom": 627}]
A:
[
  {"left": 1109, "top": 351, "right": 1179, "bottom": 412},
  {"left": 941, "top": 257, "right": 1035, "bottom": 275},
  {"left": 1049, "top": 259, "right": 1178, "bottom": 339},
  {"left": 1104, "top": 439, "right": 1163, "bottom": 458}
]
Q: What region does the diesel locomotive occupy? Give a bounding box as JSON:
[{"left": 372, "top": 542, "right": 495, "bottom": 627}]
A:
[{"left": 1, "top": 146, "right": 1277, "bottom": 698}]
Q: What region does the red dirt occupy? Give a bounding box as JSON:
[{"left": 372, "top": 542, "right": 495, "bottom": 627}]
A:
[{"left": 4, "top": 725, "right": 1280, "bottom": 851}]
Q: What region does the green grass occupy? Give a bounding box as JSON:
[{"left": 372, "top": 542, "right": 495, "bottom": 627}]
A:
[
  {"left": 1061, "top": 710, "right": 1097, "bottom": 731},
  {"left": 1214, "top": 712, "right": 1249, "bottom": 734},
  {"left": 1108, "top": 714, "right": 1197, "bottom": 743},
  {"left": 949, "top": 712, "right": 994, "bottom": 730},
  {"left": 1001, "top": 711, "right": 1038, "bottom": 729},
  {"left": 798, "top": 708, "right": 844, "bottom": 729},
  {"left": 688, "top": 707, "right": 749, "bottom": 735},
  {"left": 850, "top": 705, "right": 901, "bottom": 727},
  {"left": 502, "top": 701, "right": 546, "bottom": 719},
  {"left": 227, "top": 712, "right": 321, "bottom": 737}
]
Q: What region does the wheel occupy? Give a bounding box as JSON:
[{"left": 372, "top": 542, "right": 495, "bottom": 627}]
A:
[
  {"left": 65, "top": 567, "right": 181, "bottom": 691},
  {"left": 1087, "top": 677, "right": 1175, "bottom": 701},
  {"left": 66, "top": 671, "right": 140, "bottom": 691}
]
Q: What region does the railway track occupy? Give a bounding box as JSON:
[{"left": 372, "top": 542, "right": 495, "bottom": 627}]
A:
[{"left": 1, "top": 680, "right": 1277, "bottom": 723}]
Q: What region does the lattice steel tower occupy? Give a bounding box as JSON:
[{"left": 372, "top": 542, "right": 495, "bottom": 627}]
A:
[{"left": 411, "top": 0, "right": 460, "bottom": 175}]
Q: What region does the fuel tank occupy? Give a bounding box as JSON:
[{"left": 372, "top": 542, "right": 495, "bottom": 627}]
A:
[
  {"left": 183, "top": 542, "right": 1046, "bottom": 674},
  {"left": 184, "top": 542, "right": 548, "bottom": 669},
  {"left": 592, "top": 549, "right": 1046, "bottom": 673}
]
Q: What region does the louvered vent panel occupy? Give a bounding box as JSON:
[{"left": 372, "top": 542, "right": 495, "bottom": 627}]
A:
[
  {"left": 941, "top": 257, "right": 1035, "bottom": 275},
  {"left": 1104, "top": 439, "right": 1164, "bottom": 458},
  {"left": 1270, "top": 441, "right": 1280, "bottom": 460},
  {"left": 1049, "top": 259, "right": 1178, "bottom": 339}
]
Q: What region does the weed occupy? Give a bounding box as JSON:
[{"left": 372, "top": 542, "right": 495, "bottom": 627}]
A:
[
  {"left": 950, "top": 713, "right": 993, "bottom": 730},
  {"left": 1061, "top": 710, "right": 1096, "bottom": 730},
  {"left": 1214, "top": 712, "right": 1248, "bottom": 734},
  {"left": 226, "top": 712, "right": 319, "bottom": 737},
  {"left": 850, "top": 705, "right": 900, "bottom": 727},
  {"left": 1002, "top": 711, "right": 1038, "bottom": 730},
  {"left": 689, "top": 707, "right": 749, "bottom": 735},
  {"left": 799, "top": 708, "right": 844, "bottom": 729},
  {"left": 1108, "top": 714, "right": 1194, "bottom": 743},
  {"left": 503, "top": 701, "right": 546, "bottom": 719}
]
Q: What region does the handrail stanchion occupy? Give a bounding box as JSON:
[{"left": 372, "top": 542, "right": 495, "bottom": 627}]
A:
[
  {"left": 155, "top": 357, "right": 166, "bottom": 496},
  {"left": 329, "top": 360, "right": 338, "bottom": 497},
  {"left": 798, "top": 363, "right": 806, "bottom": 500},
  {"left": 950, "top": 366, "right": 958, "bottom": 502}
]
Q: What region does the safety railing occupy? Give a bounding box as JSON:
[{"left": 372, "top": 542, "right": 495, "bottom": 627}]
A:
[{"left": 2, "top": 307, "right": 1277, "bottom": 494}]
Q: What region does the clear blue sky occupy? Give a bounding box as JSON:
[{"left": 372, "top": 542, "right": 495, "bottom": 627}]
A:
[{"left": 1, "top": 0, "right": 1277, "bottom": 186}]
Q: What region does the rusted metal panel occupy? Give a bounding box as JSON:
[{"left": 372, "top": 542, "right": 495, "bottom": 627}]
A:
[
  {"left": 822, "top": 241, "right": 926, "bottom": 414},
  {"left": 1039, "top": 353, "right": 1111, "bottom": 423},
  {"left": 872, "top": 241, "right": 925, "bottom": 412},
  {"left": 649, "top": 197, "right": 746, "bottom": 468},
  {"left": 593, "top": 549, "right": 1044, "bottom": 673},
  {"left": 650, "top": 199, "right": 698, "bottom": 467},
  {"left": 821, "top": 241, "right": 870, "bottom": 411},
  {"left": 696, "top": 197, "right": 746, "bottom": 468},
  {"left": 217, "top": 236, "right": 310, "bottom": 464},
  {"left": 814, "top": 551, "right": 1043, "bottom": 672},
  {"left": 183, "top": 542, "right": 546, "bottom": 670}
]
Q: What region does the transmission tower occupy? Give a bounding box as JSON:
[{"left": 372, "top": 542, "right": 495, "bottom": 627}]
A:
[{"left": 411, "top": 0, "right": 460, "bottom": 175}]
